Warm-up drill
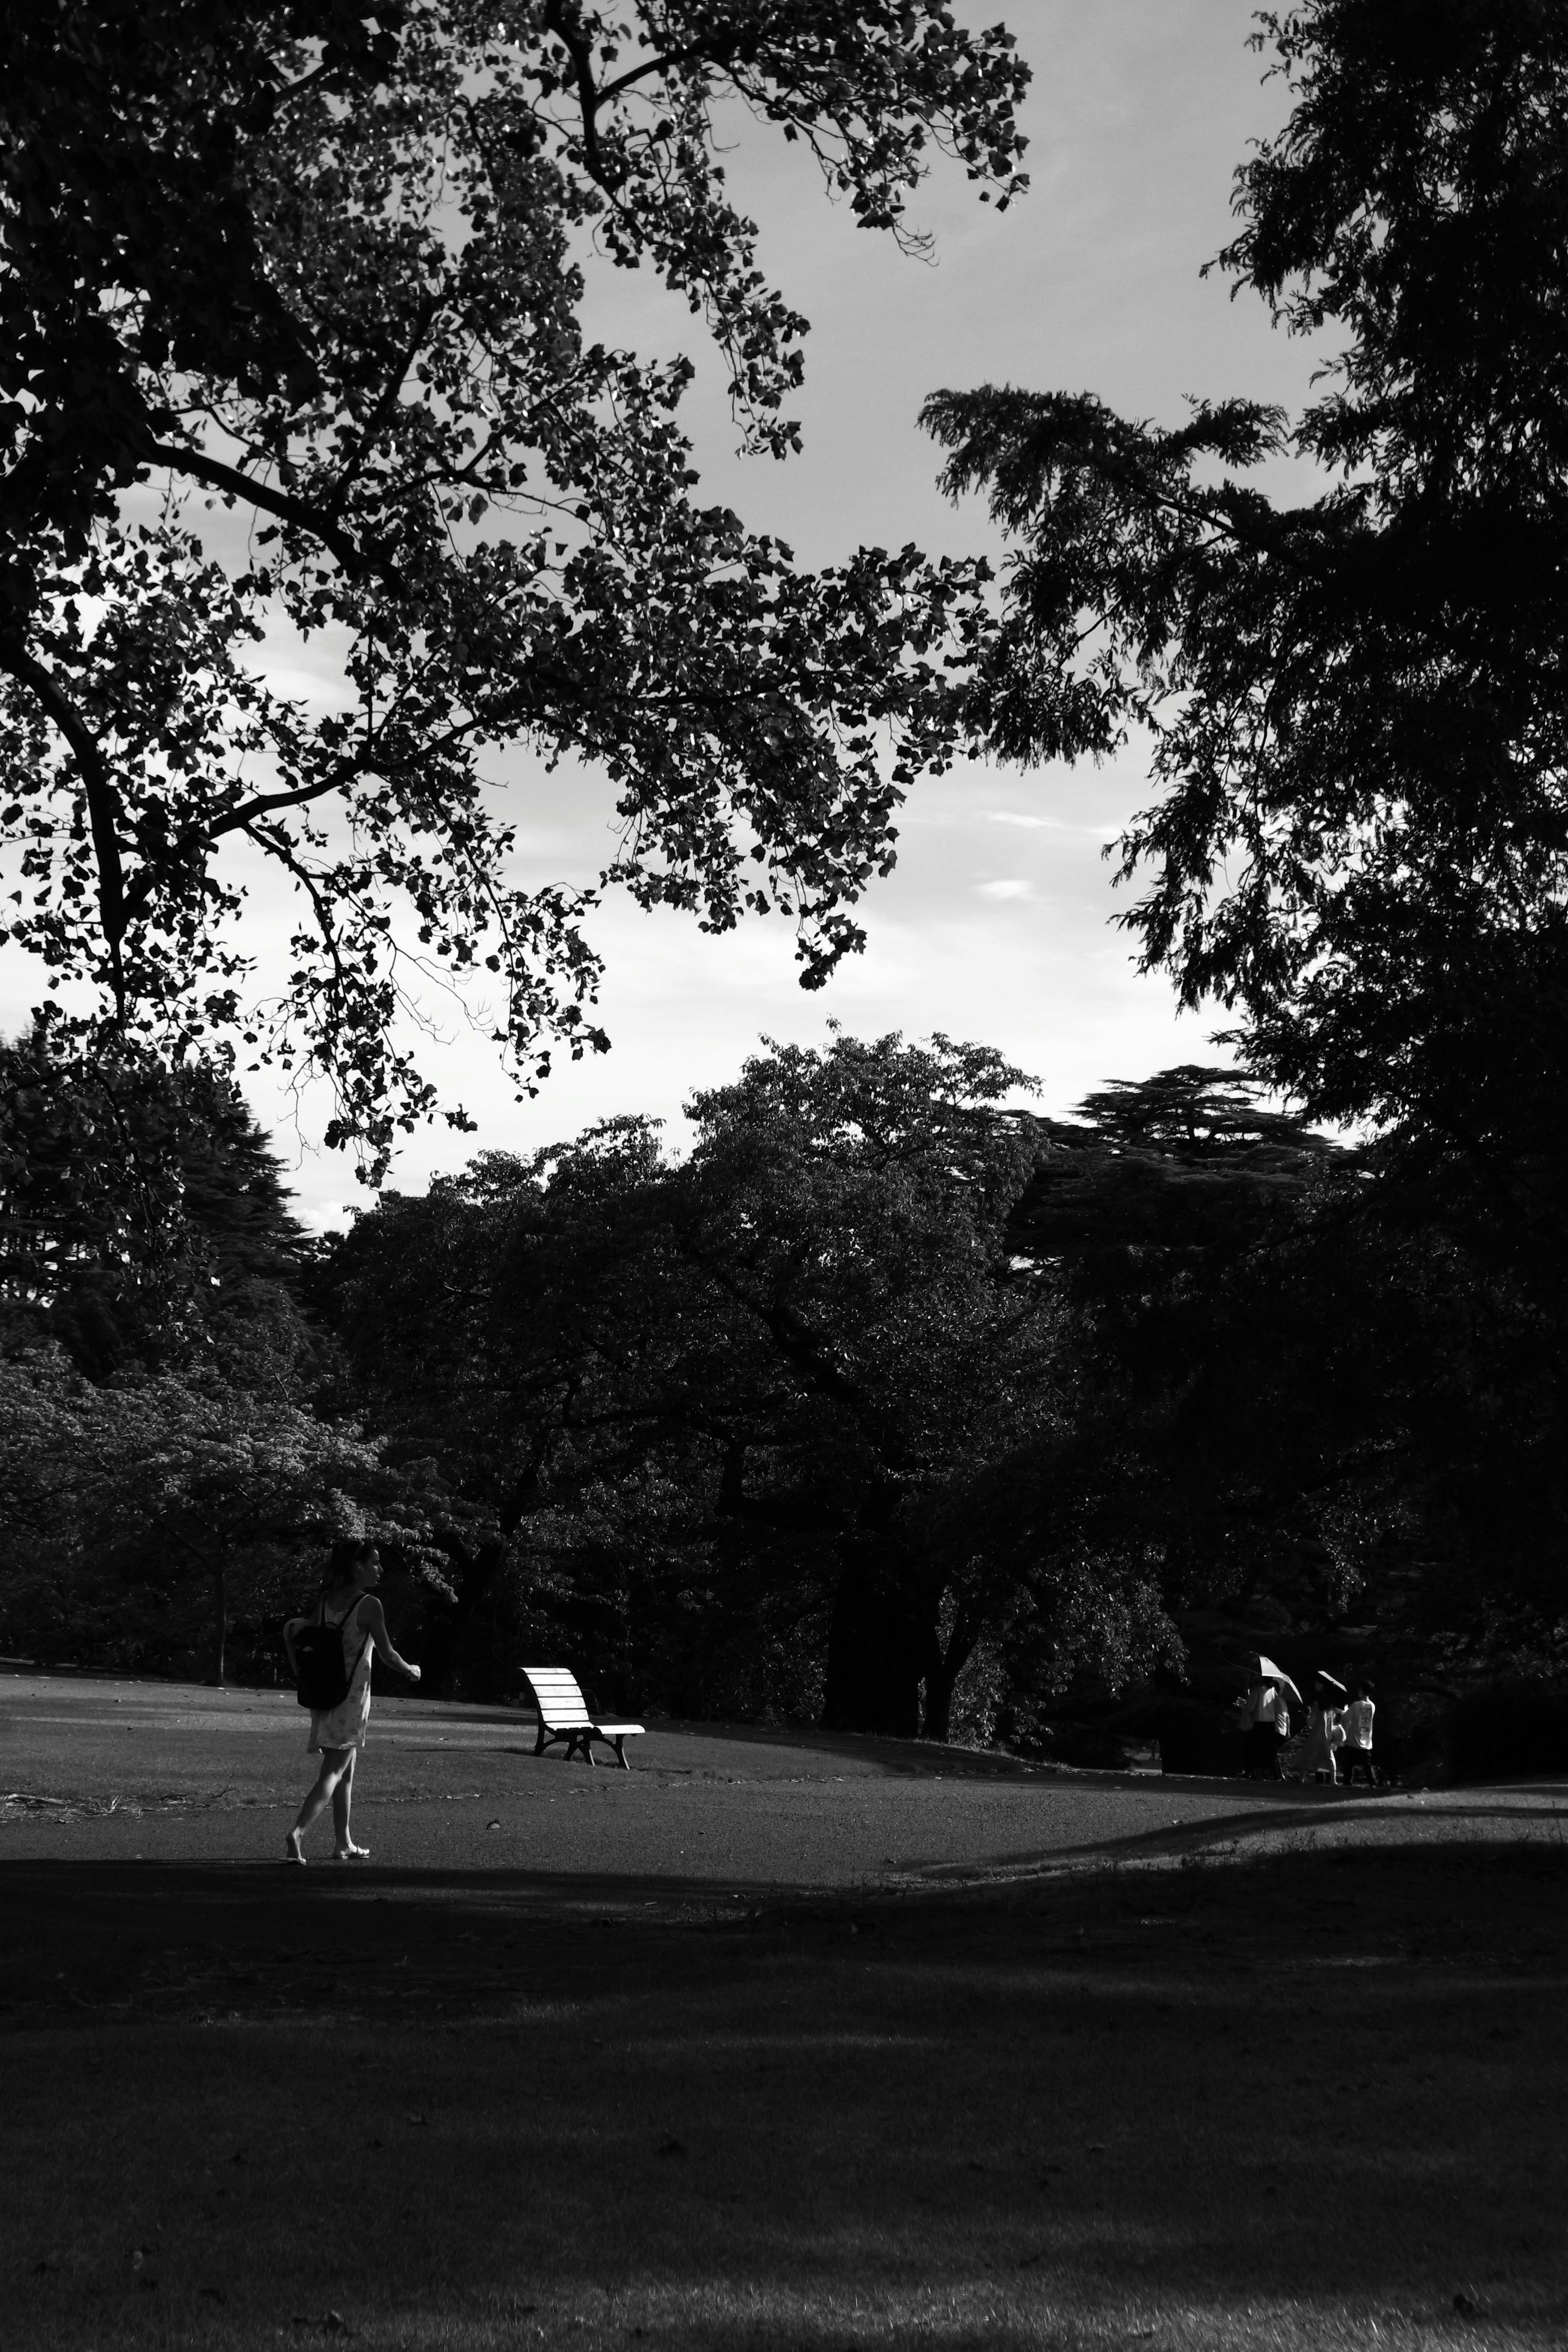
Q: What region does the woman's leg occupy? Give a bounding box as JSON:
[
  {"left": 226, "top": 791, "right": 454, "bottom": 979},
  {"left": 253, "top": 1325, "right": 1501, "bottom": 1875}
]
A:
[
  {"left": 332, "top": 1747, "right": 368, "bottom": 1857},
  {"left": 286, "top": 1749, "right": 350, "bottom": 1861}
]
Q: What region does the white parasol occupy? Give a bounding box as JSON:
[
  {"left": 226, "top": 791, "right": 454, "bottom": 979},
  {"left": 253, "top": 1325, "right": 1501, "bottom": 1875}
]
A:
[{"left": 1254, "top": 1654, "right": 1303, "bottom": 1701}]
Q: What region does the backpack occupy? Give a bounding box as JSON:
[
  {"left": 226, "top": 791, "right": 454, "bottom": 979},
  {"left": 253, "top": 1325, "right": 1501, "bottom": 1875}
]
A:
[{"left": 292, "top": 1594, "right": 365, "bottom": 1711}]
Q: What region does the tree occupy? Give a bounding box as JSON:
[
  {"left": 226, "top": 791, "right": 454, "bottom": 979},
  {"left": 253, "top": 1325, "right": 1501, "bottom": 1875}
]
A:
[
  {"left": 0, "top": 1014, "right": 308, "bottom": 1374},
  {"left": 668, "top": 1030, "right": 1058, "bottom": 1736},
  {"left": 999, "top": 1068, "right": 1372, "bottom": 1632},
  {"left": 0, "top": 1342, "right": 397, "bottom": 1683},
  {"left": 324, "top": 1030, "right": 1067, "bottom": 1732},
  {"left": 989, "top": 1067, "right": 1568, "bottom": 1708},
  {"left": 920, "top": 0, "right": 1568, "bottom": 1280},
  {"left": 0, "top": 1024, "right": 435, "bottom": 1679},
  {"left": 311, "top": 1127, "right": 662, "bottom": 1693},
  {"left": 0, "top": 2, "right": 1027, "bottom": 1173}
]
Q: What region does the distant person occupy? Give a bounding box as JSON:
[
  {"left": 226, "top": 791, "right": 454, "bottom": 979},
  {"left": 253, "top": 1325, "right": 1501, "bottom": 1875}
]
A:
[
  {"left": 282, "top": 1538, "right": 420, "bottom": 1864},
  {"left": 1269, "top": 1685, "right": 1292, "bottom": 1779},
  {"left": 1341, "top": 1686, "right": 1379, "bottom": 1788},
  {"left": 1248, "top": 1679, "right": 1288, "bottom": 1777},
  {"left": 1304, "top": 1676, "right": 1346, "bottom": 1787}
]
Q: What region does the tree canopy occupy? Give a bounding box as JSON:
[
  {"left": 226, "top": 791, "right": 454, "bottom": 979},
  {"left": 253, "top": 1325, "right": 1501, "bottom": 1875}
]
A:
[
  {"left": 922, "top": 0, "right": 1568, "bottom": 1255},
  {"left": 321, "top": 1030, "right": 1081, "bottom": 1730},
  {"left": 0, "top": 1022, "right": 419, "bottom": 1682},
  {"left": 4, "top": 1032, "right": 1561, "bottom": 1726},
  {"left": 995, "top": 1065, "right": 1568, "bottom": 1701},
  {"left": 0, "top": 1, "right": 1027, "bottom": 1173}
]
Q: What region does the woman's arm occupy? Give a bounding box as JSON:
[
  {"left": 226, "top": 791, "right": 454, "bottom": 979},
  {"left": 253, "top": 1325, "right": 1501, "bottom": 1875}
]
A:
[
  {"left": 281, "top": 1616, "right": 307, "bottom": 1676},
  {"left": 359, "top": 1597, "right": 421, "bottom": 1681}
]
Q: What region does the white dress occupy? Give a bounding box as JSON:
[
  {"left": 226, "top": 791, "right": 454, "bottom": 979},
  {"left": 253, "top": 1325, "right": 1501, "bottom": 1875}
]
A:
[{"left": 307, "top": 1596, "right": 374, "bottom": 1755}]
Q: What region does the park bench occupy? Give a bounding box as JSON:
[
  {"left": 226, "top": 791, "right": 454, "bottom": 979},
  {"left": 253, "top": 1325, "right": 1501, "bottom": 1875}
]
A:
[{"left": 521, "top": 1666, "right": 644, "bottom": 1770}]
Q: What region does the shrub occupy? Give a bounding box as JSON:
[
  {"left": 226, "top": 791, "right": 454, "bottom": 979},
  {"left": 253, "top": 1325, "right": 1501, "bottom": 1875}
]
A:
[{"left": 1445, "top": 1677, "right": 1568, "bottom": 1781}]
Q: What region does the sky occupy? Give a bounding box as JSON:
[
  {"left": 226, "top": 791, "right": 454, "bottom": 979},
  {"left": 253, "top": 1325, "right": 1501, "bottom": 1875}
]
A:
[{"left": 2, "top": 1, "right": 1326, "bottom": 1228}]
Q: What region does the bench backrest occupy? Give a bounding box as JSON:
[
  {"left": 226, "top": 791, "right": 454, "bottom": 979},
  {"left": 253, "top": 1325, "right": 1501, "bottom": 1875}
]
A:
[{"left": 522, "top": 1666, "right": 592, "bottom": 1728}]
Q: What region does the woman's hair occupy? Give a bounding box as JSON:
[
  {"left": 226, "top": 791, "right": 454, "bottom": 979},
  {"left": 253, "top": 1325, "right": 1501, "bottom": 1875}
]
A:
[{"left": 327, "top": 1536, "right": 377, "bottom": 1583}]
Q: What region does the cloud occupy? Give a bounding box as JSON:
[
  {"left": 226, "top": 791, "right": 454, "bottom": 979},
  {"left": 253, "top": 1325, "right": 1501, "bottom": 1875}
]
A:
[
  {"left": 987, "top": 809, "right": 1120, "bottom": 840},
  {"left": 975, "top": 878, "right": 1034, "bottom": 901}
]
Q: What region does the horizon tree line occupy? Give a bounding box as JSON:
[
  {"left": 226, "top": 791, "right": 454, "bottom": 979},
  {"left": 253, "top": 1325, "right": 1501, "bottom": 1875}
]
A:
[{"left": 2, "top": 1020, "right": 1559, "bottom": 1753}]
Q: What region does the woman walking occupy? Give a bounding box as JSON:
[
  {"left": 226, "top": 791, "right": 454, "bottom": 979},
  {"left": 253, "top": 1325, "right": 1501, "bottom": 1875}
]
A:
[
  {"left": 283, "top": 1538, "right": 420, "bottom": 1863},
  {"left": 1303, "top": 1673, "right": 1347, "bottom": 1787}
]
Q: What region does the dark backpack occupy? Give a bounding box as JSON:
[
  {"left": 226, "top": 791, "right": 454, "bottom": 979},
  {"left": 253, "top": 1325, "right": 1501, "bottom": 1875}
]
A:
[{"left": 292, "top": 1594, "right": 365, "bottom": 1710}]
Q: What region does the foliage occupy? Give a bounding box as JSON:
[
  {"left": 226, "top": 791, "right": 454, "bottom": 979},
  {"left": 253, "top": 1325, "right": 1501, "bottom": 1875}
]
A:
[
  {"left": 322, "top": 1030, "right": 1083, "bottom": 1729},
  {"left": 0, "top": 1014, "right": 311, "bottom": 1378},
  {"left": 0, "top": 1012, "right": 304, "bottom": 1273},
  {"left": 0, "top": 0, "right": 1028, "bottom": 1174},
  {"left": 982, "top": 1066, "right": 1568, "bottom": 1711},
  {"left": 915, "top": 4, "right": 1568, "bottom": 1710},
  {"left": 0, "top": 1342, "right": 393, "bottom": 1681},
  {"left": 1443, "top": 1675, "right": 1568, "bottom": 1783},
  {"left": 0, "top": 1026, "right": 445, "bottom": 1678},
  {"left": 924, "top": 1068, "right": 1339, "bottom": 1748},
  {"left": 334, "top": 1050, "right": 1560, "bottom": 1737},
  {"left": 920, "top": 0, "right": 1568, "bottom": 1237},
  {"left": 6, "top": 1040, "right": 1561, "bottom": 1727}
]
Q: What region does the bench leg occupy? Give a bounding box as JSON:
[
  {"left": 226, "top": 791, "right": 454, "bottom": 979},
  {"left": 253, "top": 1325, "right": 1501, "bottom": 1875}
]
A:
[
  {"left": 612, "top": 1736, "right": 630, "bottom": 1771},
  {"left": 534, "top": 1724, "right": 547, "bottom": 1757}
]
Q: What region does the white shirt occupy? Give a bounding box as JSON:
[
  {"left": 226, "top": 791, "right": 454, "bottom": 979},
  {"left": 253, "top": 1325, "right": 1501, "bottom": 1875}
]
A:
[{"left": 1344, "top": 1698, "right": 1375, "bottom": 1749}]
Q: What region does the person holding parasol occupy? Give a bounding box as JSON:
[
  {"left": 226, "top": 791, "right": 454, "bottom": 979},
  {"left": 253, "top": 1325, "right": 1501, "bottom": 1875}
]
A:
[
  {"left": 1244, "top": 1656, "right": 1301, "bottom": 1778},
  {"left": 1304, "top": 1672, "right": 1349, "bottom": 1786}
]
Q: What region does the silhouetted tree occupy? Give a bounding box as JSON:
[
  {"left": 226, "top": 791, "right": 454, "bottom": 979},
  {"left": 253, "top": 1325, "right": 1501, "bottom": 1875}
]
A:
[
  {"left": 980, "top": 1067, "right": 1567, "bottom": 1709},
  {"left": 0, "top": 1015, "right": 306, "bottom": 1375},
  {"left": 324, "top": 1032, "right": 1076, "bottom": 1730},
  {"left": 0, "top": 1, "right": 1026, "bottom": 1168},
  {"left": 0, "top": 1026, "right": 410, "bottom": 1680},
  {"left": 922, "top": 1, "right": 1568, "bottom": 1288}
]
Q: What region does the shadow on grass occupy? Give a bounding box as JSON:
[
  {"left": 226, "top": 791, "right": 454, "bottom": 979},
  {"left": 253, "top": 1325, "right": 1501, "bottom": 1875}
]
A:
[
  {"left": 3, "top": 1839, "right": 1566, "bottom": 2351},
  {"left": 909, "top": 1786, "right": 1568, "bottom": 1887}
]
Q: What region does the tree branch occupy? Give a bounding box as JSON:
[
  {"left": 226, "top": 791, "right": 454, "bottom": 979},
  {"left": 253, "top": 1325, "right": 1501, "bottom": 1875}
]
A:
[
  {"left": 597, "top": 51, "right": 683, "bottom": 103},
  {"left": 323, "top": 294, "right": 439, "bottom": 520},
  {"left": 147, "top": 441, "right": 386, "bottom": 586},
  {"left": 245, "top": 821, "right": 353, "bottom": 1004},
  {"left": 677, "top": 1234, "right": 871, "bottom": 1421},
  {"left": 543, "top": 0, "right": 611, "bottom": 177},
  {"left": 0, "top": 635, "right": 128, "bottom": 1014}
]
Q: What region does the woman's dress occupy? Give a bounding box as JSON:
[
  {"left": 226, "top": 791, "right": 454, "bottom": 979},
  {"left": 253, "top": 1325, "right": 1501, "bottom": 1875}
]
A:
[
  {"left": 1303, "top": 1702, "right": 1341, "bottom": 1781},
  {"left": 307, "top": 1596, "right": 374, "bottom": 1754}
]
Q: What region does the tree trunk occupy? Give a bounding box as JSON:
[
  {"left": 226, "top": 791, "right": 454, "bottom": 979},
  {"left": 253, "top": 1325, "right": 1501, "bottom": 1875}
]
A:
[
  {"left": 920, "top": 1653, "right": 959, "bottom": 1742},
  {"left": 206, "top": 1558, "right": 227, "bottom": 1687},
  {"left": 425, "top": 1534, "right": 509, "bottom": 1696},
  {"left": 821, "top": 1547, "right": 929, "bottom": 1737},
  {"left": 424, "top": 1457, "right": 550, "bottom": 1696},
  {"left": 919, "top": 1599, "right": 983, "bottom": 1742}
]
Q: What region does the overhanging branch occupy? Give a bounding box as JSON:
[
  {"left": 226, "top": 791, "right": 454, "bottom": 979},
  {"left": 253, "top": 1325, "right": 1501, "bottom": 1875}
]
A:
[
  {"left": 0, "top": 635, "right": 128, "bottom": 1014},
  {"left": 148, "top": 440, "right": 389, "bottom": 587}
]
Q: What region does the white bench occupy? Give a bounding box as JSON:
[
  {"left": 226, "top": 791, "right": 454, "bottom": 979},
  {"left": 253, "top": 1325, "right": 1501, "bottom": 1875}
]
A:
[{"left": 521, "top": 1666, "right": 644, "bottom": 1770}]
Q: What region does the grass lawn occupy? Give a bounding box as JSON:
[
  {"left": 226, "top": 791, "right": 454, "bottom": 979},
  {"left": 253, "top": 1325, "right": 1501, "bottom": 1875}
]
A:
[{"left": 3, "top": 1837, "right": 1565, "bottom": 2350}]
